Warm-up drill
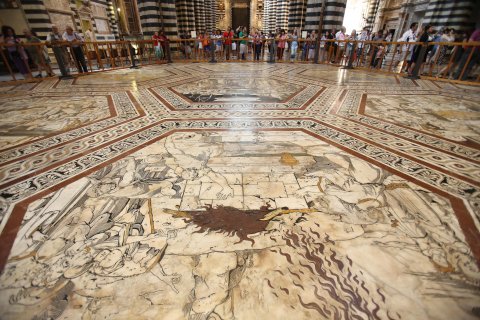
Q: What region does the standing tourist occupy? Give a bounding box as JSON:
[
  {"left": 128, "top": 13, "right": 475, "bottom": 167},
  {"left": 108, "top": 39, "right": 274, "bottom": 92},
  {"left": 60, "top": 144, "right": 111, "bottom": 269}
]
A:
[
  {"left": 158, "top": 31, "right": 168, "bottom": 60},
  {"left": 397, "top": 22, "right": 418, "bottom": 72},
  {"left": 408, "top": 25, "right": 433, "bottom": 76},
  {"left": 46, "top": 25, "right": 70, "bottom": 77},
  {"left": 266, "top": 31, "right": 275, "bottom": 62},
  {"left": 346, "top": 29, "right": 357, "bottom": 60},
  {"left": 315, "top": 32, "right": 325, "bottom": 62},
  {"left": 196, "top": 32, "right": 203, "bottom": 59},
  {"left": 152, "top": 31, "right": 163, "bottom": 59},
  {"left": 310, "top": 30, "right": 317, "bottom": 58},
  {"left": 253, "top": 30, "right": 263, "bottom": 61},
  {"left": 301, "top": 32, "right": 309, "bottom": 61},
  {"left": 370, "top": 31, "right": 385, "bottom": 68},
  {"left": 326, "top": 29, "right": 335, "bottom": 62},
  {"left": 277, "top": 29, "right": 286, "bottom": 61},
  {"left": 84, "top": 28, "right": 94, "bottom": 43},
  {"left": 437, "top": 29, "right": 457, "bottom": 77},
  {"left": 335, "top": 26, "right": 346, "bottom": 63},
  {"left": 453, "top": 28, "right": 480, "bottom": 80},
  {"left": 290, "top": 29, "right": 299, "bottom": 62},
  {"left": 214, "top": 29, "right": 223, "bottom": 59},
  {"left": 0, "top": 25, "right": 32, "bottom": 79},
  {"left": 63, "top": 26, "right": 88, "bottom": 73},
  {"left": 223, "top": 27, "right": 234, "bottom": 60},
  {"left": 202, "top": 31, "right": 210, "bottom": 58},
  {"left": 384, "top": 31, "right": 392, "bottom": 53},
  {"left": 84, "top": 27, "right": 95, "bottom": 58},
  {"left": 23, "top": 29, "right": 54, "bottom": 77},
  {"left": 179, "top": 31, "right": 191, "bottom": 59},
  {"left": 356, "top": 27, "right": 369, "bottom": 65},
  {"left": 239, "top": 27, "right": 247, "bottom": 60}
]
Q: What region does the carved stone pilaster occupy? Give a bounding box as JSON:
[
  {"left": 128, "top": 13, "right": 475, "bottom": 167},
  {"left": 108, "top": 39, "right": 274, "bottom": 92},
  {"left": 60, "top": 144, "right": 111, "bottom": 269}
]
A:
[{"left": 250, "top": 0, "right": 258, "bottom": 31}]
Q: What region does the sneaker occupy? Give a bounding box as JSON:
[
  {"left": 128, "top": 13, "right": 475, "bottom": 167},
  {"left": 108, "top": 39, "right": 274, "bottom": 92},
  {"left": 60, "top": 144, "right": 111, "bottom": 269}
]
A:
[{"left": 34, "top": 74, "right": 42, "bottom": 78}]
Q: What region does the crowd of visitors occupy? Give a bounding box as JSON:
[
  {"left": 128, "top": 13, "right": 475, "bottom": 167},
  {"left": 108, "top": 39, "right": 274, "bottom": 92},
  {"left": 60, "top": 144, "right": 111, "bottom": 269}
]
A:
[
  {"left": 173, "top": 24, "right": 478, "bottom": 80},
  {"left": 0, "top": 24, "right": 89, "bottom": 78},
  {"left": 394, "top": 22, "right": 479, "bottom": 79},
  {"left": 180, "top": 26, "right": 316, "bottom": 63},
  {"left": 0, "top": 23, "right": 479, "bottom": 81}
]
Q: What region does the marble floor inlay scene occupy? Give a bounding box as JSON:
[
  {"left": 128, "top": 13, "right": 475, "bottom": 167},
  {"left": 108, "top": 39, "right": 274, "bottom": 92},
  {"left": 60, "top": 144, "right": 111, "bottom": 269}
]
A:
[{"left": 0, "top": 63, "right": 479, "bottom": 320}]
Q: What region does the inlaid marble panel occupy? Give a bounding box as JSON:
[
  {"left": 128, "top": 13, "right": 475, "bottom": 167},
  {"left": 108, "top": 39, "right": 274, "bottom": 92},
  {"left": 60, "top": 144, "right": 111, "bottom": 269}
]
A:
[
  {"left": 300, "top": 68, "right": 400, "bottom": 84},
  {"left": 94, "top": 18, "right": 110, "bottom": 34},
  {"left": 74, "top": 68, "right": 173, "bottom": 86},
  {"left": 0, "top": 62, "right": 479, "bottom": 320},
  {"left": 365, "top": 94, "right": 480, "bottom": 142},
  {"left": 0, "top": 131, "right": 478, "bottom": 320},
  {"left": 92, "top": 3, "right": 108, "bottom": 18},
  {"left": 44, "top": 0, "right": 70, "bottom": 11},
  {"left": 48, "top": 12, "right": 76, "bottom": 33},
  {"left": 0, "top": 96, "right": 110, "bottom": 148},
  {"left": 173, "top": 78, "right": 304, "bottom": 103}
]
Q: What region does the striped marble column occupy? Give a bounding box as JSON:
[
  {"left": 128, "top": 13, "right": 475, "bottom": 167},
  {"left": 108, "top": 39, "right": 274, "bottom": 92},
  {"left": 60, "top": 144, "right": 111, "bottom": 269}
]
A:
[
  {"left": 304, "top": 0, "right": 321, "bottom": 32},
  {"left": 305, "top": 0, "right": 347, "bottom": 33},
  {"left": 205, "top": 0, "right": 217, "bottom": 32},
  {"left": 106, "top": 0, "right": 120, "bottom": 38},
  {"left": 160, "top": 0, "right": 179, "bottom": 38},
  {"left": 250, "top": 0, "right": 258, "bottom": 31},
  {"left": 19, "top": 0, "right": 52, "bottom": 40},
  {"left": 323, "top": 0, "right": 347, "bottom": 31},
  {"left": 266, "top": 0, "right": 277, "bottom": 32},
  {"left": 89, "top": 0, "right": 109, "bottom": 34},
  {"left": 276, "top": 0, "right": 289, "bottom": 31},
  {"left": 423, "top": 0, "right": 477, "bottom": 31},
  {"left": 175, "top": 0, "right": 196, "bottom": 34},
  {"left": 224, "top": 0, "right": 232, "bottom": 29},
  {"left": 69, "top": 0, "right": 82, "bottom": 32},
  {"left": 288, "top": 0, "right": 307, "bottom": 31},
  {"left": 194, "top": 0, "right": 206, "bottom": 33},
  {"left": 263, "top": 0, "right": 271, "bottom": 33},
  {"left": 364, "top": 0, "right": 379, "bottom": 31},
  {"left": 137, "top": 0, "right": 162, "bottom": 36}
]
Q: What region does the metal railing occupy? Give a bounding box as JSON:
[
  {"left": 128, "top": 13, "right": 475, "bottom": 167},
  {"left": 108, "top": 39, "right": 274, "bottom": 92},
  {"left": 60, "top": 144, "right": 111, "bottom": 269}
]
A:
[{"left": 1, "top": 38, "right": 479, "bottom": 85}]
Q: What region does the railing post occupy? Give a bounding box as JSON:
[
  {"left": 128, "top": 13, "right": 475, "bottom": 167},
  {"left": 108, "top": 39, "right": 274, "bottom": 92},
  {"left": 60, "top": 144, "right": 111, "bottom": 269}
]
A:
[
  {"left": 83, "top": 43, "right": 93, "bottom": 72},
  {"left": 455, "top": 45, "right": 476, "bottom": 81},
  {"left": 313, "top": 37, "right": 320, "bottom": 64},
  {"left": 128, "top": 41, "right": 140, "bottom": 69},
  {"left": 53, "top": 43, "right": 72, "bottom": 79},
  {"left": 268, "top": 38, "right": 276, "bottom": 64},
  {"left": 405, "top": 42, "right": 427, "bottom": 80},
  {"left": 341, "top": 40, "right": 356, "bottom": 69},
  {"left": 0, "top": 47, "right": 16, "bottom": 81},
  {"left": 210, "top": 38, "right": 217, "bottom": 63},
  {"left": 166, "top": 40, "right": 173, "bottom": 63}
]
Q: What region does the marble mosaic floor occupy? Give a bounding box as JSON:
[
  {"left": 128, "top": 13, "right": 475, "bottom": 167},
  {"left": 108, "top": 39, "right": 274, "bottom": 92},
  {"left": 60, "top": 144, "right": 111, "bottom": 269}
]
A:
[{"left": 0, "top": 63, "right": 479, "bottom": 319}]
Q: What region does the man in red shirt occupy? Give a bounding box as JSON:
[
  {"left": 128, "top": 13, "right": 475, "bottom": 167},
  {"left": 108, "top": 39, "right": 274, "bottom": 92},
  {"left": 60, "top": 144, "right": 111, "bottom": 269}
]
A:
[
  {"left": 223, "top": 27, "right": 234, "bottom": 60},
  {"left": 152, "top": 31, "right": 163, "bottom": 59}
]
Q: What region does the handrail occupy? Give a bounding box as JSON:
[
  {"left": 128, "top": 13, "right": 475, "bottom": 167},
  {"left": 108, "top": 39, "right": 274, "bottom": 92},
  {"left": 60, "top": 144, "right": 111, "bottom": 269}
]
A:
[{"left": 0, "top": 38, "right": 478, "bottom": 85}]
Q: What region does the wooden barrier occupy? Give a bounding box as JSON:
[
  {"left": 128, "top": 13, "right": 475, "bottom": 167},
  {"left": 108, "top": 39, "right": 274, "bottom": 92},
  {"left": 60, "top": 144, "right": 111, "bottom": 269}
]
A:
[{"left": 0, "top": 39, "right": 479, "bottom": 85}]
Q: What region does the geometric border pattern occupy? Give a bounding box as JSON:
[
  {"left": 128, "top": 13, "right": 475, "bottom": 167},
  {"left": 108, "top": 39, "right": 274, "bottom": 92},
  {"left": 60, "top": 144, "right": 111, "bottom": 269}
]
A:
[{"left": 0, "top": 63, "right": 478, "bottom": 272}]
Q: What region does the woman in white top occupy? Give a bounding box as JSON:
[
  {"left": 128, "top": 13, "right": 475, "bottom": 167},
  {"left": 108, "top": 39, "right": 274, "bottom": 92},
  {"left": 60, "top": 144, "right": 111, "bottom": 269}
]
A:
[
  {"left": 397, "top": 22, "right": 418, "bottom": 72},
  {"left": 334, "top": 26, "right": 346, "bottom": 63}
]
